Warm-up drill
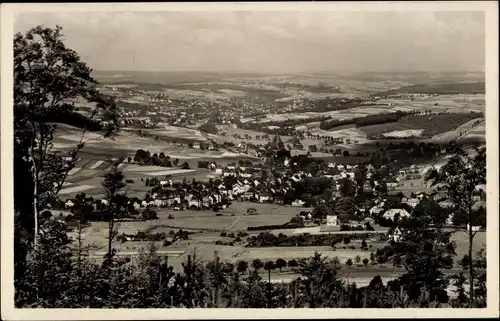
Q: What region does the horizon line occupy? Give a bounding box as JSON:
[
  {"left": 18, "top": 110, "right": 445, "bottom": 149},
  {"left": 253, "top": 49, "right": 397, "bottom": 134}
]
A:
[{"left": 92, "top": 69, "right": 486, "bottom": 75}]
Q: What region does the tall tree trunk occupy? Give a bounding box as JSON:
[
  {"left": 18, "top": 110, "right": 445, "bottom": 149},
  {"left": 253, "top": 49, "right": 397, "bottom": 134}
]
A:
[
  {"left": 108, "top": 219, "right": 114, "bottom": 258},
  {"left": 267, "top": 269, "right": 271, "bottom": 308},
  {"left": 468, "top": 203, "right": 474, "bottom": 307},
  {"left": 469, "top": 228, "right": 474, "bottom": 307},
  {"left": 32, "top": 165, "right": 39, "bottom": 251}
]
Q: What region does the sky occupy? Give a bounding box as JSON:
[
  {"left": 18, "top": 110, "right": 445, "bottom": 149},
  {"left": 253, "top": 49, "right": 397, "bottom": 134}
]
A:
[{"left": 14, "top": 10, "right": 485, "bottom": 74}]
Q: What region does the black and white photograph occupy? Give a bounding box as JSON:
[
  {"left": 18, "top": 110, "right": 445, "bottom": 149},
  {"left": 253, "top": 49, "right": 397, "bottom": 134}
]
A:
[{"left": 1, "top": 2, "right": 498, "bottom": 319}]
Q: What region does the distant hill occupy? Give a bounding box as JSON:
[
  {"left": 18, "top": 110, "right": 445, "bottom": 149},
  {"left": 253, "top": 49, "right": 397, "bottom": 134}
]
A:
[
  {"left": 372, "top": 81, "right": 485, "bottom": 96},
  {"left": 93, "top": 70, "right": 275, "bottom": 85}
]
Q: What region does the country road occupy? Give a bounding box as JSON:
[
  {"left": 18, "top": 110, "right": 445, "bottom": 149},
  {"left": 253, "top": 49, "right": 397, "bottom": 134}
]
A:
[
  {"left": 225, "top": 213, "right": 243, "bottom": 231},
  {"left": 456, "top": 119, "right": 485, "bottom": 142}
]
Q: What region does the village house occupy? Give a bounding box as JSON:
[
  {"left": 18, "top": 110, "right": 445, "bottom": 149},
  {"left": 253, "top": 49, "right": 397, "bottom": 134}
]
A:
[
  {"left": 240, "top": 172, "right": 252, "bottom": 178},
  {"left": 223, "top": 170, "right": 236, "bottom": 177},
  {"left": 446, "top": 214, "right": 454, "bottom": 226},
  {"left": 258, "top": 195, "right": 270, "bottom": 203},
  {"left": 382, "top": 208, "right": 411, "bottom": 221},
  {"left": 292, "top": 199, "right": 306, "bottom": 207},
  {"left": 363, "top": 181, "right": 374, "bottom": 194},
  {"left": 369, "top": 201, "right": 385, "bottom": 215},
  {"left": 298, "top": 211, "right": 313, "bottom": 221},
  {"left": 439, "top": 200, "right": 454, "bottom": 209},
  {"left": 389, "top": 227, "right": 403, "bottom": 242},
  {"left": 326, "top": 215, "right": 338, "bottom": 226},
  {"left": 154, "top": 199, "right": 168, "bottom": 207},
  {"left": 386, "top": 180, "right": 399, "bottom": 190},
  {"left": 402, "top": 197, "right": 420, "bottom": 208},
  {"left": 338, "top": 214, "right": 365, "bottom": 227},
  {"left": 65, "top": 199, "right": 75, "bottom": 208},
  {"left": 241, "top": 191, "right": 254, "bottom": 201}
]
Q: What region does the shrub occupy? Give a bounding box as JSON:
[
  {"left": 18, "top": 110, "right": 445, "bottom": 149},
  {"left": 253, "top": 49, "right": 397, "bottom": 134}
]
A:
[
  {"left": 168, "top": 214, "right": 174, "bottom": 219},
  {"left": 287, "top": 259, "right": 299, "bottom": 268},
  {"left": 215, "top": 213, "right": 223, "bottom": 217},
  {"left": 340, "top": 224, "right": 351, "bottom": 231},
  {"left": 227, "top": 232, "right": 235, "bottom": 238},
  {"left": 220, "top": 232, "right": 227, "bottom": 237},
  {"left": 346, "top": 258, "right": 353, "bottom": 267},
  {"left": 362, "top": 258, "right": 369, "bottom": 266},
  {"left": 275, "top": 258, "right": 287, "bottom": 272},
  {"left": 460, "top": 255, "right": 470, "bottom": 270}
]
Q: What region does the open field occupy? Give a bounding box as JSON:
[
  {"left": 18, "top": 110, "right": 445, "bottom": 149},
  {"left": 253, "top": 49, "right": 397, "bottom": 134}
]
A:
[
  {"left": 59, "top": 185, "right": 98, "bottom": 195},
  {"left": 383, "top": 129, "right": 424, "bottom": 138},
  {"left": 298, "top": 105, "right": 400, "bottom": 122},
  {"left": 72, "top": 192, "right": 486, "bottom": 277},
  {"left": 78, "top": 221, "right": 482, "bottom": 278},
  {"left": 62, "top": 162, "right": 220, "bottom": 199},
  {"left": 308, "top": 127, "right": 368, "bottom": 142},
  {"left": 152, "top": 203, "right": 306, "bottom": 232},
  {"left": 54, "top": 124, "right": 259, "bottom": 166},
  {"left": 269, "top": 93, "right": 484, "bottom": 126},
  {"left": 374, "top": 82, "right": 485, "bottom": 96},
  {"left": 144, "top": 123, "right": 208, "bottom": 141}
]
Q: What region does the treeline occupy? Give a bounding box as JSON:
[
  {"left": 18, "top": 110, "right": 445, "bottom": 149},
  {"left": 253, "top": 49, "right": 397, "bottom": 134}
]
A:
[
  {"left": 245, "top": 232, "right": 369, "bottom": 248},
  {"left": 116, "top": 229, "right": 193, "bottom": 244},
  {"left": 46, "top": 110, "right": 103, "bottom": 131},
  {"left": 133, "top": 149, "right": 189, "bottom": 168},
  {"left": 319, "top": 111, "right": 411, "bottom": 131},
  {"left": 246, "top": 220, "right": 304, "bottom": 231}
]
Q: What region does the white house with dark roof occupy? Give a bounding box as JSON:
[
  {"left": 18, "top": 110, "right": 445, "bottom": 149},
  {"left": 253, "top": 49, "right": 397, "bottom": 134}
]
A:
[
  {"left": 403, "top": 198, "right": 420, "bottom": 208},
  {"left": 383, "top": 208, "right": 410, "bottom": 221}
]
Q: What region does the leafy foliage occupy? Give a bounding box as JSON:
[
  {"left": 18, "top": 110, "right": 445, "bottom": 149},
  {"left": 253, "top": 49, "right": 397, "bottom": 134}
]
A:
[{"left": 14, "top": 25, "right": 118, "bottom": 289}]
